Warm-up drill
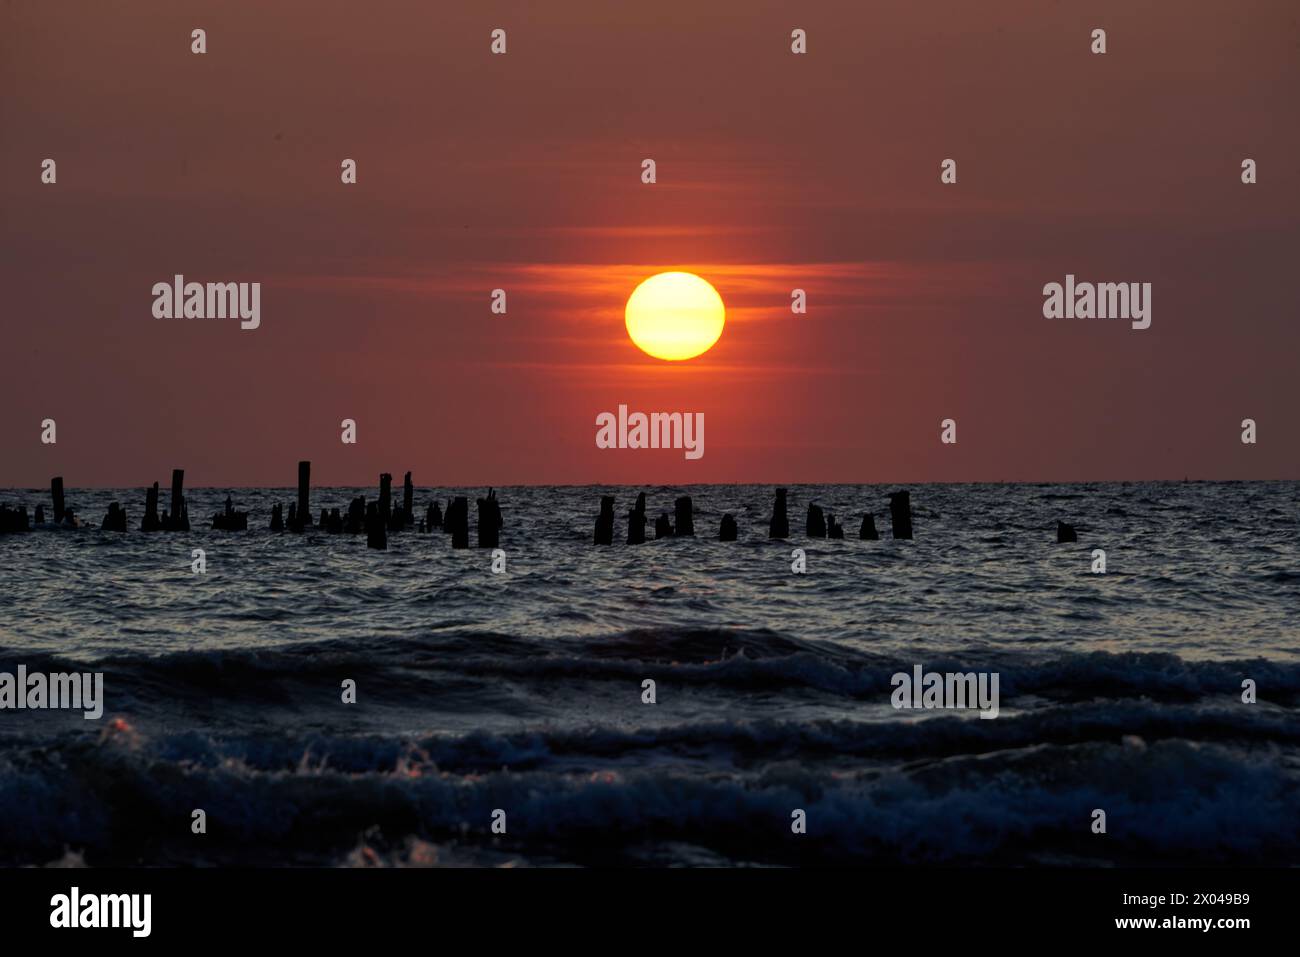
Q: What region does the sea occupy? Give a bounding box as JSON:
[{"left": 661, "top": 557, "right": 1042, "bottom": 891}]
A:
[{"left": 1, "top": 481, "right": 1297, "bottom": 867}]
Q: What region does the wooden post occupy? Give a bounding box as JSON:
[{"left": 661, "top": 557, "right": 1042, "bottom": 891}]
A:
[
  {"left": 449, "top": 496, "right": 469, "bottom": 548},
  {"left": 102, "top": 503, "right": 127, "bottom": 531},
  {"left": 719, "top": 513, "right": 738, "bottom": 541},
  {"left": 477, "top": 488, "right": 501, "bottom": 548},
  {"left": 1056, "top": 521, "right": 1077, "bottom": 543},
  {"left": 594, "top": 496, "right": 615, "bottom": 545},
  {"left": 297, "top": 461, "right": 311, "bottom": 528},
  {"left": 169, "top": 470, "right": 183, "bottom": 525},
  {"left": 1, "top": 505, "right": 31, "bottom": 533},
  {"left": 169, "top": 469, "right": 189, "bottom": 531},
  {"left": 346, "top": 497, "right": 366, "bottom": 533},
  {"left": 50, "top": 476, "right": 66, "bottom": 525},
  {"left": 366, "top": 502, "right": 387, "bottom": 550},
  {"left": 627, "top": 492, "right": 647, "bottom": 544},
  {"left": 674, "top": 496, "right": 695, "bottom": 537},
  {"left": 654, "top": 514, "right": 673, "bottom": 539},
  {"left": 403, "top": 472, "right": 414, "bottom": 527},
  {"left": 142, "top": 482, "right": 160, "bottom": 531},
  {"left": 859, "top": 514, "right": 879, "bottom": 540},
  {"left": 769, "top": 488, "right": 789, "bottom": 539},
  {"left": 806, "top": 503, "right": 826, "bottom": 538},
  {"left": 889, "top": 490, "right": 913, "bottom": 540},
  {"left": 379, "top": 473, "right": 392, "bottom": 525}
]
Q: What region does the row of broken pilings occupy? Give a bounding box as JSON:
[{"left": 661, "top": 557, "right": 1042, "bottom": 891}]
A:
[
  {"left": 593, "top": 488, "right": 917, "bottom": 544},
  {"left": 0, "top": 474, "right": 1084, "bottom": 548},
  {"left": 777, "top": 487, "right": 916, "bottom": 540},
  {"left": 0, "top": 472, "right": 191, "bottom": 533},
  {"left": 263, "top": 464, "right": 503, "bottom": 551},
  {"left": 596, "top": 491, "right": 698, "bottom": 545},
  {"left": 0, "top": 464, "right": 506, "bottom": 552}
]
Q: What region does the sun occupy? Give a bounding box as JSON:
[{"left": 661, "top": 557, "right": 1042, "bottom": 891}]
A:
[{"left": 625, "top": 271, "right": 725, "bottom": 361}]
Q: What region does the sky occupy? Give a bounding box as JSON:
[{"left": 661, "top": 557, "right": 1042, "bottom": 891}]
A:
[{"left": 2, "top": 0, "right": 1297, "bottom": 487}]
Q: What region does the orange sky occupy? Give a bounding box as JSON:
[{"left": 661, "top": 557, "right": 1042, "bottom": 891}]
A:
[{"left": 1, "top": 0, "right": 1297, "bottom": 486}]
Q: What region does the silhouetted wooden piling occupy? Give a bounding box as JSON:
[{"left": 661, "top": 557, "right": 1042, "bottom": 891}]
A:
[
  {"left": 627, "top": 492, "right": 647, "bottom": 545},
  {"left": 366, "top": 502, "right": 387, "bottom": 550},
  {"left": 477, "top": 488, "right": 502, "bottom": 548},
  {"left": 165, "top": 469, "right": 189, "bottom": 531},
  {"left": 769, "top": 488, "right": 789, "bottom": 539},
  {"left": 674, "top": 496, "right": 695, "bottom": 537},
  {"left": 859, "top": 513, "right": 879, "bottom": 540},
  {"left": 346, "top": 497, "right": 365, "bottom": 534},
  {"left": 719, "top": 513, "right": 737, "bottom": 541},
  {"left": 1057, "top": 521, "right": 1077, "bottom": 543},
  {"left": 806, "top": 503, "right": 826, "bottom": 537},
  {"left": 34, "top": 505, "right": 45, "bottom": 525},
  {"left": 269, "top": 503, "right": 284, "bottom": 531},
  {"left": 51, "top": 476, "right": 65, "bottom": 525},
  {"left": 141, "top": 482, "right": 161, "bottom": 532},
  {"left": 212, "top": 495, "right": 247, "bottom": 531},
  {"left": 100, "top": 502, "right": 127, "bottom": 532},
  {"left": 0, "top": 505, "right": 31, "bottom": 532},
  {"left": 448, "top": 496, "right": 470, "bottom": 548},
  {"left": 296, "top": 461, "right": 311, "bottom": 529},
  {"left": 379, "top": 473, "right": 393, "bottom": 525},
  {"left": 889, "top": 490, "right": 913, "bottom": 539},
  {"left": 594, "top": 495, "right": 615, "bottom": 545},
  {"left": 827, "top": 513, "right": 844, "bottom": 539},
  {"left": 403, "top": 472, "right": 414, "bottom": 527},
  {"left": 426, "top": 501, "right": 443, "bottom": 531},
  {"left": 655, "top": 513, "right": 673, "bottom": 538}
]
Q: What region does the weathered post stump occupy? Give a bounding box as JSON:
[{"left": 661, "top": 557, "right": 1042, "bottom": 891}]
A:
[
  {"left": 477, "top": 488, "right": 502, "bottom": 548},
  {"left": 51, "top": 476, "right": 66, "bottom": 525},
  {"left": 101, "top": 503, "right": 128, "bottom": 532},
  {"left": 769, "top": 488, "right": 789, "bottom": 539},
  {"left": 674, "top": 496, "right": 695, "bottom": 537},
  {"left": 594, "top": 496, "right": 615, "bottom": 546},
  {"left": 448, "top": 496, "right": 469, "bottom": 548},
  {"left": 366, "top": 502, "right": 387, "bottom": 550},
  {"left": 296, "top": 461, "right": 311, "bottom": 529},
  {"left": 806, "top": 503, "right": 826, "bottom": 538},
  {"left": 142, "top": 482, "right": 161, "bottom": 532},
  {"left": 627, "top": 492, "right": 647, "bottom": 545},
  {"left": 889, "top": 490, "right": 913, "bottom": 540}
]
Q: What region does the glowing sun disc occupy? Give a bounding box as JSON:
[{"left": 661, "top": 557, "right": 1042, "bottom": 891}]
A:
[{"left": 625, "top": 271, "right": 725, "bottom": 361}]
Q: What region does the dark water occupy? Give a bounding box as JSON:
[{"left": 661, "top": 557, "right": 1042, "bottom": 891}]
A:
[{"left": 1, "top": 482, "right": 1297, "bottom": 867}]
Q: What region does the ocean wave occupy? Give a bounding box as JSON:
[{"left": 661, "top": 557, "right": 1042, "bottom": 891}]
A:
[
  {"left": 2, "top": 633, "right": 1297, "bottom": 709},
  {"left": 1, "top": 721, "right": 1295, "bottom": 866}
]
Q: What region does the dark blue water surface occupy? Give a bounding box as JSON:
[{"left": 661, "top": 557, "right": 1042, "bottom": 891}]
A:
[{"left": 1, "top": 482, "right": 1297, "bottom": 866}]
